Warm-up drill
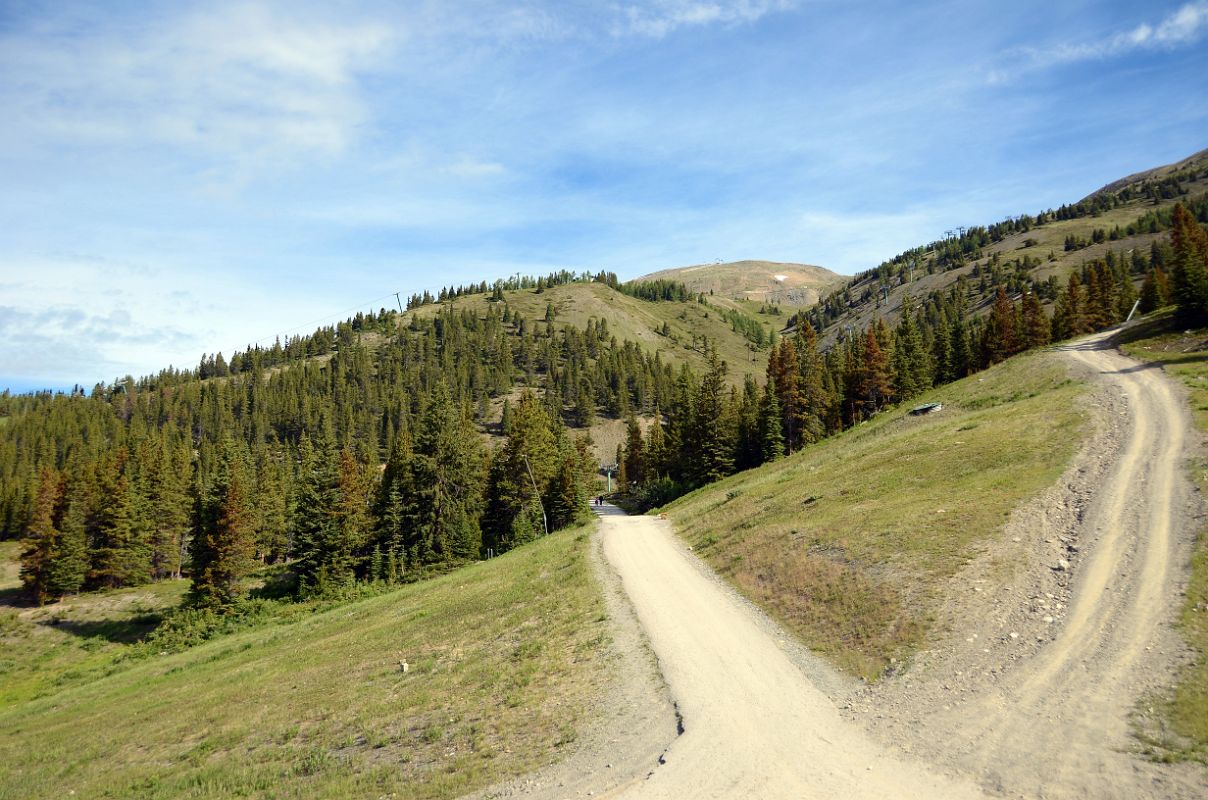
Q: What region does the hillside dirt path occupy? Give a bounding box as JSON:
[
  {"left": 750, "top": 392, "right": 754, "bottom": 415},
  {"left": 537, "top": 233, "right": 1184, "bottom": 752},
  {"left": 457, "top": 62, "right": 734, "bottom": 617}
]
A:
[
  {"left": 474, "top": 329, "right": 1205, "bottom": 799},
  {"left": 596, "top": 503, "right": 984, "bottom": 799},
  {"left": 851, "top": 329, "right": 1207, "bottom": 798}
]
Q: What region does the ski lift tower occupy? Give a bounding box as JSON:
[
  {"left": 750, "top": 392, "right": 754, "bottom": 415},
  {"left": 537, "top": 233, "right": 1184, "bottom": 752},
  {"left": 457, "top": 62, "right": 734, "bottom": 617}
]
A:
[{"left": 604, "top": 462, "right": 618, "bottom": 493}]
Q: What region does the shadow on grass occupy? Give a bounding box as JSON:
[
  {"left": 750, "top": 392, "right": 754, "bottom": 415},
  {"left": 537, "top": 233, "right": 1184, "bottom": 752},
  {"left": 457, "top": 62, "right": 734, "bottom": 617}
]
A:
[
  {"left": 37, "top": 612, "right": 164, "bottom": 644},
  {"left": 1109, "top": 311, "right": 1178, "bottom": 346},
  {"left": 0, "top": 585, "right": 33, "bottom": 608},
  {"left": 248, "top": 564, "right": 298, "bottom": 601}
]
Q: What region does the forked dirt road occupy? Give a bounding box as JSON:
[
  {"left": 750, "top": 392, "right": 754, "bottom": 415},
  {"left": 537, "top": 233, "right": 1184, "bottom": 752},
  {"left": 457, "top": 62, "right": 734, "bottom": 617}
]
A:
[
  {"left": 905, "top": 330, "right": 1204, "bottom": 798},
  {"left": 598, "top": 502, "right": 983, "bottom": 799},
  {"left": 593, "top": 329, "right": 1205, "bottom": 799}
]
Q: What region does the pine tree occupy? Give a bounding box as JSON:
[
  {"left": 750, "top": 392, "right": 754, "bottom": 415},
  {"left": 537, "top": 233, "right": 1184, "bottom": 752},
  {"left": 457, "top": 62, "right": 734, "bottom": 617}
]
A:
[
  {"left": 768, "top": 340, "right": 805, "bottom": 452},
  {"left": 644, "top": 406, "right": 669, "bottom": 480},
  {"left": 95, "top": 472, "right": 152, "bottom": 588},
  {"left": 757, "top": 384, "right": 785, "bottom": 464},
  {"left": 622, "top": 415, "right": 645, "bottom": 489},
  {"left": 547, "top": 433, "right": 593, "bottom": 530},
  {"left": 409, "top": 383, "right": 485, "bottom": 564},
  {"left": 1114, "top": 265, "right": 1138, "bottom": 321},
  {"left": 891, "top": 307, "right": 932, "bottom": 401},
  {"left": 1050, "top": 273, "right": 1087, "bottom": 342},
  {"left": 855, "top": 327, "right": 893, "bottom": 418},
  {"left": 336, "top": 448, "right": 374, "bottom": 572},
  {"left": 931, "top": 314, "right": 954, "bottom": 385},
  {"left": 191, "top": 445, "right": 257, "bottom": 610},
  {"left": 291, "top": 431, "right": 343, "bottom": 592},
  {"left": 1139, "top": 267, "right": 1169, "bottom": 313},
  {"left": 485, "top": 390, "right": 556, "bottom": 553},
  {"left": 950, "top": 315, "right": 974, "bottom": 379},
  {"left": 47, "top": 479, "right": 89, "bottom": 599},
  {"left": 148, "top": 437, "right": 192, "bottom": 580},
  {"left": 981, "top": 286, "right": 1019, "bottom": 366},
  {"left": 19, "top": 467, "right": 62, "bottom": 605},
  {"left": 1171, "top": 203, "right": 1208, "bottom": 320},
  {"left": 795, "top": 326, "right": 829, "bottom": 447},
  {"left": 692, "top": 349, "right": 735, "bottom": 485},
  {"left": 375, "top": 428, "right": 414, "bottom": 568},
  {"left": 1020, "top": 291, "right": 1051, "bottom": 349},
  {"left": 1084, "top": 263, "right": 1115, "bottom": 330},
  {"left": 253, "top": 449, "right": 289, "bottom": 564}
]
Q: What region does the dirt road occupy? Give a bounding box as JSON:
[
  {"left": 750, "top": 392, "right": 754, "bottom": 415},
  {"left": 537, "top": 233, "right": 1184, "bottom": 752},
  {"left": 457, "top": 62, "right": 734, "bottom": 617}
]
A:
[
  {"left": 891, "top": 330, "right": 1203, "bottom": 798},
  {"left": 591, "top": 330, "right": 1205, "bottom": 798},
  {"left": 597, "top": 502, "right": 983, "bottom": 799}
]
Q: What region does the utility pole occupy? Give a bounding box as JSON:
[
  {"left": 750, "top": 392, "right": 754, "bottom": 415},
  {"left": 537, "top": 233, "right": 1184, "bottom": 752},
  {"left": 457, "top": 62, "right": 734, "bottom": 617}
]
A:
[
  {"left": 522, "top": 454, "right": 548, "bottom": 537},
  {"left": 394, "top": 292, "right": 404, "bottom": 313}
]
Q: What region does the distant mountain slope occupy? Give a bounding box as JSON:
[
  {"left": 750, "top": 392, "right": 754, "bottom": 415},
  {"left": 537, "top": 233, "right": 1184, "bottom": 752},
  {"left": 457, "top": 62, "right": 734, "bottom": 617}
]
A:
[
  {"left": 800, "top": 147, "right": 1208, "bottom": 346},
  {"left": 407, "top": 280, "right": 778, "bottom": 386},
  {"left": 1088, "top": 147, "right": 1208, "bottom": 200},
  {"left": 636, "top": 260, "right": 843, "bottom": 308}
]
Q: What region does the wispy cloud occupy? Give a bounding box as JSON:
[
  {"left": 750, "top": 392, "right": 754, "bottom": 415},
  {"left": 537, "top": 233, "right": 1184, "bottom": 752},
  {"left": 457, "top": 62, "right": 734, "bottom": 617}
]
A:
[
  {"left": 614, "top": 0, "right": 795, "bottom": 38},
  {"left": 990, "top": 1, "right": 1208, "bottom": 83},
  {"left": 0, "top": 304, "right": 196, "bottom": 383},
  {"left": 0, "top": 3, "right": 394, "bottom": 163}
]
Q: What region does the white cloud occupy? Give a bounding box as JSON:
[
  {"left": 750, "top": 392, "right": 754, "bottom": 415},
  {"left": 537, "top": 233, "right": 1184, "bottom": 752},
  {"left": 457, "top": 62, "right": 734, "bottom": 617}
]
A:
[
  {"left": 614, "top": 0, "right": 795, "bottom": 38},
  {"left": 0, "top": 3, "right": 394, "bottom": 163},
  {"left": 993, "top": 1, "right": 1208, "bottom": 82}
]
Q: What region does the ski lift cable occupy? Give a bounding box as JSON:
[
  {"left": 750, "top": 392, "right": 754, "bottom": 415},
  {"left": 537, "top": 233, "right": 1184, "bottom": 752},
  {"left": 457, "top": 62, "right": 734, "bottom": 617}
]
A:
[{"left": 247, "top": 291, "right": 403, "bottom": 348}]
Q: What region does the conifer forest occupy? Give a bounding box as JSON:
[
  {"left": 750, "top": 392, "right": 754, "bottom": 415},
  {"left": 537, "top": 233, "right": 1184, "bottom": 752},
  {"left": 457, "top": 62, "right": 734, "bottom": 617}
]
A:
[{"left": 3, "top": 189, "right": 1207, "bottom": 615}]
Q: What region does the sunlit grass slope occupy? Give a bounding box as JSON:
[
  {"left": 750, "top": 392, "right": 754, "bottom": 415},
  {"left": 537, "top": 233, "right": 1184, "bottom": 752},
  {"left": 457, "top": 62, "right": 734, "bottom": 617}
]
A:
[
  {"left": 1120, "top": 314, "right": 1208, "bottom": 764},
  {"left": 664, "top": 350, "right": 1088, "bottom": 679},
  {"left": 0, "top": 527, "right": 612, "bottom": 799},
  {"left": 412, "top": 281, "right": 777, "bottom": 385}
]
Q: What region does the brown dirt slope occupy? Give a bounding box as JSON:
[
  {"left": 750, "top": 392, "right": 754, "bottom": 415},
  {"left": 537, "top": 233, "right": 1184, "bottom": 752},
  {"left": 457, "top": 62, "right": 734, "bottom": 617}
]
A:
[{"left": 636, "top": 260, "right": 844, "bottom": 308}]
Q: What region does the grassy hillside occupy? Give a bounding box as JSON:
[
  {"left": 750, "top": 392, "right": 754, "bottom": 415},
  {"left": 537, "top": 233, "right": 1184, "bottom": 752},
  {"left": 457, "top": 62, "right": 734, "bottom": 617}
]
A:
[
  {"left": 0, "top": 527, "right": 616, "bottom": 799},
  {"left": 635, "top": 260, "right": 843, "bottom": 308},
  {"left": 814, "top": 149, "right": 1208, "bottom": 344},
  {"left": 1119, "top": 315, "right": 1208, "bottom": 764},
  {"left": 409, "top": 281, "right": 777, "bottom": 386},
  {"left": 663, "top": 349, "right": 1087, "bottom": 679}
]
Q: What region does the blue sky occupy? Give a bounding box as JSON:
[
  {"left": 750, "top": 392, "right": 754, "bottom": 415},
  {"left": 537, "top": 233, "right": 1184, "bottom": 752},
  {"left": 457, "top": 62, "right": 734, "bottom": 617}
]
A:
[{"left": 2, "top": 0, "right": 1206, "bottom": 392}]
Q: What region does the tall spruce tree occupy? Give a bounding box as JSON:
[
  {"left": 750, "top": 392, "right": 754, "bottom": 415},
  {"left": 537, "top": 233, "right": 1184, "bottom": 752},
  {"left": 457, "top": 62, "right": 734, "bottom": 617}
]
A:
[
  {"left": 409, "top": 383, "right": 485, "bottom": 564},
  {"left": 1171, "top": 202, "right": 1208, "bottom": 320},
  {"left": 291, "top": 430, "right": 344, "bottom": 592},
  {"left": 191, "top": 441, "right": 257, "bottom": 609},
  {"left": 981, "top": 286, "right": 1020, "bottom": 366},
  {"left": 47, "top": 478, "right": 89, "bottom": 599},
  {"left": 1020, "top": 291, "right": 1051, "bottom": 349},
  {"left": 757, "top": 384, "right": 785, "bottom": 464},
  {"left": 692, "top": 349, "right": 735, "bottom": 486},
  {"left": 485, "top": 390, "right": 557, "bottom": 553},
  {"left": 19, "top": 467, "right": 62, "bottom": 605}
]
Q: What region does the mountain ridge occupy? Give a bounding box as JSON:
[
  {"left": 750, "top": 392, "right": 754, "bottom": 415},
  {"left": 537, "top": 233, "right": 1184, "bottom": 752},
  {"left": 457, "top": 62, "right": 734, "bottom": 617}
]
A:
[{"left": 635, "top": 259, "right": 843, "bottom": 308}]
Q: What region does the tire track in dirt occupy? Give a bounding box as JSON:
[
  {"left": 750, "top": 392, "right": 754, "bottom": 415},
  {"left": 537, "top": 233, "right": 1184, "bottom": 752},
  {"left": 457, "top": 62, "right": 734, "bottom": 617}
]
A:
[
  {"left": 598, "top": 505, "right": 983, "bottom": 799},
  {"left": 862, "top": 330, "right": 1206, "bottom": 798}
]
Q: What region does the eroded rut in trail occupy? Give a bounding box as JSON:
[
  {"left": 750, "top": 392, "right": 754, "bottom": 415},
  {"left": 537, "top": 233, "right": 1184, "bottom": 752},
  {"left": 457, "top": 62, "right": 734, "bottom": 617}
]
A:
[{"left": 475, "top": 330, "right": 1207, "bottom": 799}]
